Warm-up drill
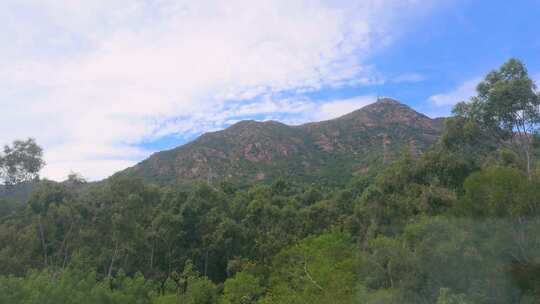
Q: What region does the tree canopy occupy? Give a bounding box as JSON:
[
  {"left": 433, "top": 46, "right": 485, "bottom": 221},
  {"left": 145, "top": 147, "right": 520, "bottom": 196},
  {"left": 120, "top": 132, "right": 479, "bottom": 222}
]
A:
[
  {"left": 1, "top": 59, "right": 540, "bottom": 303},
  {"left": 453, "top": 58, "right": 540, "bottom": 176},
  {"left": 0, "top": 138, "right": 45, "bottom": 186}
]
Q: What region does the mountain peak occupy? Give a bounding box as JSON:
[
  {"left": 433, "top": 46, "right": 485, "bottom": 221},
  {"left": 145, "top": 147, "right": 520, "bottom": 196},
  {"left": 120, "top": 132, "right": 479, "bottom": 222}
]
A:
[
  {"left": 361, "top": 98, "right": 409, "bottom": 113},
  {"left": 338, "top": 97, "right": 441, "bottom": 132},
  {"left": 374, "top": 97, "right": 402, "bottom": 106},
  {"left": 121, "top": 99, "right": 445, "bottom": 187},
  {"left": 335, "top": 97, "right": 417, "bottom": 121}
]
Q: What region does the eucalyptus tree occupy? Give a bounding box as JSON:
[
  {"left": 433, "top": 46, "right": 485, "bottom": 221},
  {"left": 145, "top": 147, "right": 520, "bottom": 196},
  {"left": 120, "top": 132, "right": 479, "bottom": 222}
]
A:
[
  {"left": 0, "top": 138, "right": 45, "bottom": 186},
  {"left": 454, "top": 58, "right": 540, "bottom": 177}
]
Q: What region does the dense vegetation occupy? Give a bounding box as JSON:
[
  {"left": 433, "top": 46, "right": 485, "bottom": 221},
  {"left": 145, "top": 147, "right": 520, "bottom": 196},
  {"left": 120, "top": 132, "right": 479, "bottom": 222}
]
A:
[{"left": 1, "top": 59, "right": 539, "bottom": 303}]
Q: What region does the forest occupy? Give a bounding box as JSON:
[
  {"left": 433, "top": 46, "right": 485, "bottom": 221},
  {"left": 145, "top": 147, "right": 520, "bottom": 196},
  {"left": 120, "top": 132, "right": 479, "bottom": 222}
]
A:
[{"left": 0, "top": 59, "right": 539, "bottom": 303}]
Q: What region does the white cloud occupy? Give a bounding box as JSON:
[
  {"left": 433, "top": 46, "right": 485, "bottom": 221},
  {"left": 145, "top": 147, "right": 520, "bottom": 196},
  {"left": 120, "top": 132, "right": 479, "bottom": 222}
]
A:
[
  {"left": 428, "top": 78, "right": 480, "bottom": 107},
  {"left": 41, "top": 159, "right": 137, "bottom": 183},
  {"left": 151, "top": 95, "right": 376, "bottom": 136},
  {"left": 1, "top": 0, "right": 438, "bottom": 181}
]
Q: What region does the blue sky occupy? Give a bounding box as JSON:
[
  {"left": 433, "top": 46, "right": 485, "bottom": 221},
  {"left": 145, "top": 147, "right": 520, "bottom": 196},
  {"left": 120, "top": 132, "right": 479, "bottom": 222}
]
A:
[{"left": 1, "top": 0, "right": 539, "bottom": 181}]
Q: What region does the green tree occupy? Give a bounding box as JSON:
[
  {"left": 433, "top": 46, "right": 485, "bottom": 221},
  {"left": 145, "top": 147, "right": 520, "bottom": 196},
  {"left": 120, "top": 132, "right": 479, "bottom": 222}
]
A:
[
  {"left": 27, "top": 181, "right": 75, "bottom": 268},
  {"left": 0, "top": 138, "right": 45, "bottom": 186},
  {"left": 436, "top": 288, "right": 471, "bottom": 304},
  {"left": 263, "top": 232, "right": 361, "bottom": 304},
  {"left": 454, "top": 58, "right": 540, "bottom": 177},
  {"left": 177, "top": 260, "right": 218, "bottom": 304},
  {"left": 222, "top": 271, "right": 263, "bottom": 304},
  {"left": 456, "top": 166, "right": 540, "bottom": 218}
]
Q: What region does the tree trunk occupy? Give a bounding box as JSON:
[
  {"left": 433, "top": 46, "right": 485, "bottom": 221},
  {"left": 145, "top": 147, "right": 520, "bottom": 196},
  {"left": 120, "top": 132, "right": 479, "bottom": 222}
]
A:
[
  {"left": 204, "top": 249, "right": 209, "bottom": 277},
  {"left": 37, "top": 215, "right": 48, "bottom": 267},
  {"left": 388, "top": 260, "right": 394, "bottom": 288},
  {"left": 167, "top": 244, "right": 173, "bottom": 276},
  {"left": 108, "top": 240, "right": 119, "bottom": 278},
  {"left": 525, "top": 148, "right": 532, "bottom": 179},
  {"left": 150, "top": 238, "right": 155, "bottom": 271},
  {"left": 59, "top": 221, "right": 74, "bottom": 269}
]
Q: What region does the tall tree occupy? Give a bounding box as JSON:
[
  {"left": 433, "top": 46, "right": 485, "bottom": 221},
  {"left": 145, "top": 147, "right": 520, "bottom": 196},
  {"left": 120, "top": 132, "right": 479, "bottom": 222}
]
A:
[
  {"left": 0, "top": 138, "right": 45, "bottom": 185},
  {"left": 453, "top": 58, "right": 540, "bottom": 177}
]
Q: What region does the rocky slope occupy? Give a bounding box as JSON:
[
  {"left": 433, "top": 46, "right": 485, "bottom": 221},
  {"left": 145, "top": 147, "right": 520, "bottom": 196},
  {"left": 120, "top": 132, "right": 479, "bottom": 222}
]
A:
[{"left": 120, "top": 98, "right": 445, "bottom": 187}]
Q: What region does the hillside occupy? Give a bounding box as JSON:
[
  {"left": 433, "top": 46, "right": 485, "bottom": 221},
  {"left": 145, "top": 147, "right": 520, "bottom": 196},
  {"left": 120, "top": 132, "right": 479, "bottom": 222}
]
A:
[
  {"left": 0, "top": 181, "right": 37, "bottom": 203},
  {"left": 120, "top": 98, "right": 445, "bottom": 186}
]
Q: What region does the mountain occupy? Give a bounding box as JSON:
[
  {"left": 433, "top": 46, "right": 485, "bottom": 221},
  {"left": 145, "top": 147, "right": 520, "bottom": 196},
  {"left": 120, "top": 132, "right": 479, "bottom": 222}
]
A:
[{"left": 119, "top": 98, "right": 445, "bottom": 187}]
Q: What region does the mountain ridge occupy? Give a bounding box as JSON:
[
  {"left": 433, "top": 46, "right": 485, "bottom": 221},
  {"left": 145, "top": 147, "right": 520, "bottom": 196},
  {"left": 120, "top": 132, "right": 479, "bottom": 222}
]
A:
[{"left": 118, "top": 98, "right": 445, "bottom": 187}]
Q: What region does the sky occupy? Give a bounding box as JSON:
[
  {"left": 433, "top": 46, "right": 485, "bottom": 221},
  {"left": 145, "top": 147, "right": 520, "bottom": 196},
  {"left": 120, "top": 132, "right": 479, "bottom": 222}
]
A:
[{"left": 1, "top": 0, "right": 539, "bottom": 181}]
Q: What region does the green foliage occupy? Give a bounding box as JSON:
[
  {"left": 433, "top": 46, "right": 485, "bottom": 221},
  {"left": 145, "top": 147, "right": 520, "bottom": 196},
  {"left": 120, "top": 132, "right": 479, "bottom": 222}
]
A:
[
  {"left": 0, "top": 269, "right": 154, "bottom": 304},
  {"left": 3, "top": 60, "right": 540, "bottom": 304},
  {"left": 436, "top": 288, "right": 472, "bottom": 304},
  {"left": 222, "top": 271, "right": 263, "bottom": 304},
  {"left": 454, "top": 58, "right": 540, "bottom": 176},
  {"left": 0, "top": 138, "right": 45, "bottom": 186},
  {"left": 457, "top": 166, "right": 540, "bottom": 218},
  {"left": 261, "top": 232, "right": 361, "bottom": 304},
  {"left": 2, "top": 138, "right": 540, "bottom": 303}
]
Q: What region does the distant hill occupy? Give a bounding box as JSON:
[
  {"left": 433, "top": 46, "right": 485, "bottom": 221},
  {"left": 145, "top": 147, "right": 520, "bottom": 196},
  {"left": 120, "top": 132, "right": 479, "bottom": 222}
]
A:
[
  {"left": 0, "top": 178, "right": 87, "bottom": 205},
  {"left": 0, "top": 181, "right": 38, "bottom": 204},
  {"left": 118, "top": 98, "right": 445, "bottom": 187}
]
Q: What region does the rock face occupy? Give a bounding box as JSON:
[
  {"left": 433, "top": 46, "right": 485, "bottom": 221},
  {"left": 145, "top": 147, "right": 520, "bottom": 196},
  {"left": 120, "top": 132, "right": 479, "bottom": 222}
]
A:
[{"left": 119, "top": 98, "right": 445, "bottom": 186}]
